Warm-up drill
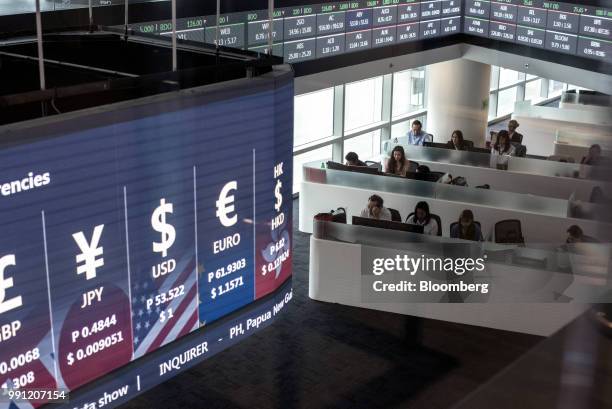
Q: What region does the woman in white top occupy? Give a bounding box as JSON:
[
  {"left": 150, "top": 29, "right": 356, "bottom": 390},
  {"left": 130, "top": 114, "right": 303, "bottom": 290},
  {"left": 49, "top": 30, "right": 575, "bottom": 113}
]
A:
[
  {"left": 407, "top": 201, "right": 439, "bottom": 235},
  {"left": 490, "top": 130, "right": 516, "bottom": 169}
]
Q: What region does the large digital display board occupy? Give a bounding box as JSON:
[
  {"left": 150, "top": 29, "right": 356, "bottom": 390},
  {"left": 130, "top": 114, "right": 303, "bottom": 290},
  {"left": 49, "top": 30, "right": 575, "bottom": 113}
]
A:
[
  {"left": 0, "top": 71, "right": 293, "bottom": 408},
  {"left": 1, "top": 1, "right": 609, "bottom": 70},
  {"left": 131, "top": 0, "right": 463, "bottom": 62},
  {"left": 115, "top": 0, "right": 612, "bottom": 65},
  {"left": 464, "top": 1, "right": 612, "bottom": 64}
]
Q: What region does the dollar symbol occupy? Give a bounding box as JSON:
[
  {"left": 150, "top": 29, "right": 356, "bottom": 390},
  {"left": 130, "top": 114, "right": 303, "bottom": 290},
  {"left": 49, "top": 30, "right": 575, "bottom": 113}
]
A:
[
  {"left": 274, "top": 180, "right": 283, "bottom": 212},
  {"left": 160, "top": 311, "right": 166, "bottom": 323},
  {"left": 67, "top": 352, "right": 74, "bottom": 366},
  {"left": 151, "top": 198, "right": 176, "bottom": 258}
]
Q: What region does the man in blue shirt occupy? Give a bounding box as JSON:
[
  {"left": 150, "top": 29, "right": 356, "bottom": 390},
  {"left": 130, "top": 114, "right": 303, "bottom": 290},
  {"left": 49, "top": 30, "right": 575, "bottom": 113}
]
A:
[{"left": 407, "top": 120, "right": 431, "bottom": 145}]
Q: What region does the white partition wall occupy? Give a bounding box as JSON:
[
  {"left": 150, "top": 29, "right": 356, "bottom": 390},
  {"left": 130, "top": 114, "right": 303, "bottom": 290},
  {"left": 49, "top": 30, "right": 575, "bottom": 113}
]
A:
[
  {"left": 309, "top": 236, "right": 589, "bottom": 336},
  {"left": 299, "top": 181, "right": 607, "bottom": 243}
]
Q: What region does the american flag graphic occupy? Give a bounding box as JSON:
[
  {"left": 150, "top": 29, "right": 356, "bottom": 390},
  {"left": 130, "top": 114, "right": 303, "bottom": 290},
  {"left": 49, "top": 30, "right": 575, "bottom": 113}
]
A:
[
  {"left": 0, "top": 309, "right": 57, "bottom": 409},
  {"left": 131, "top": 253, "right": 200, "bottom": 358}
]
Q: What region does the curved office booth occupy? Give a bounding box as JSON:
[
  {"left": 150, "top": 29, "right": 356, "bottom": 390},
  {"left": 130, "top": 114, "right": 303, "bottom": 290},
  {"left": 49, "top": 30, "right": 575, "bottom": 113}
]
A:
[
  {"left": 299, "top": 159, "right": 611, "bottom": 241},
  {"left": 309, "top": 220, "right": 610, "bottom": 336}
]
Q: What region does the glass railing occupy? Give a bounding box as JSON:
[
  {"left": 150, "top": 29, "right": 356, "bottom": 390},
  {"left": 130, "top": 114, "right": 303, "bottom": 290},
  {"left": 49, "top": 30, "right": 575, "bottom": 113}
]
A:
[
  {"left": 381, "top": 143, "right": 596, "bottom": 179},
  {"left": 304, "top": 161, "right": 570, "bottom": 218},
  {"left": 313, "top": 219, "right": 612, "bottom": 303},
  {"left": 556, "top": 130, "right": 612, "bottom": 152},
  {"left": 0, "top": 0, "right": 162, "bottom": 15}
]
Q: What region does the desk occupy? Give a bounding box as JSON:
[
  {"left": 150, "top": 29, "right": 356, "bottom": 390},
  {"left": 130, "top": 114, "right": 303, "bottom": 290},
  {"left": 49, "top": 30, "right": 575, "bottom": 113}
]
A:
[
  {"left": 309, "top": 221, "right": 611, "bottom": 336},
  {"left": 299, "top": 166, "right": 609, "bottom": 243},
  {"left": 380, "top": 144, "right": 610, "bottom": 201}
]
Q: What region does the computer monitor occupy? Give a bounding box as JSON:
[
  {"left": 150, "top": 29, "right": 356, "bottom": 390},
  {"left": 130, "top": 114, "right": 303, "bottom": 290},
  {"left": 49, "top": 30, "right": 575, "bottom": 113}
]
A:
[
  {"left": 350, "top": 165, "right": 380, "bottom": 175},
  {"left": 352, "top": 216, "right": 424, "bottom": 234},
  {"left": 326, "top": 161, "right": 380, "bottom": 175},
  {"left": 326, "top": 161, "right": 350, "bottom": 171},
  {"left": 468, "top": 147, "right": 491, "bottom": 154},
  {"left": 405, "top": 171, "right": 443, "bottom": 182},
  {"left": 424, "top": 142, "right": 450, "bottom": 149}
]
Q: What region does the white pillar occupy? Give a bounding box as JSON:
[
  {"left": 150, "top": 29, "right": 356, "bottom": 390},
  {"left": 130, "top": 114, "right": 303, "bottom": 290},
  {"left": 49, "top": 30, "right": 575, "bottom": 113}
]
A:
[{"left": 426, "top": 59, "right": 491, "bottom": 147}]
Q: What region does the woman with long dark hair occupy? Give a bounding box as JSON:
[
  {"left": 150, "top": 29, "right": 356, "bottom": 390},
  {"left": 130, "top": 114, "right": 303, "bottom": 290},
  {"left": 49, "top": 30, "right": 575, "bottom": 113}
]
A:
[
  {"left": 385, "top": 145, "right": 416, "bottom": 175},
  {"left": 450, "top": 209, "right": 483, "bottom": 241},
  {"left": 447, "top": 130, "right": 467, "bottom": 150},
  {"left": 407, "top": 201, "right": 438, "bottom": 235},
  {"left": 490, "top": 130, "right": 516, "bottom": 169}
]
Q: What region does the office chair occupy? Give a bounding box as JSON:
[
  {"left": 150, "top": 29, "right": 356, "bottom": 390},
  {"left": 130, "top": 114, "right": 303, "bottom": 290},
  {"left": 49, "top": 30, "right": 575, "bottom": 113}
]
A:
[
  {"left": 450, "top": 221, "right": 481, "bottom": 231},
  {"left": 547, "top": 155, "right": 575, "bottom": 163},
  {"left": 510, "top": 133, "right": 523, "bottom": 144},
  {"left": 387, "top": 208, "right": 402, "bottom": 222},
  {"left": 494, "top": 219, "right": 525, "bottom": 244},
  {"left": 406, "top": 212, "right": 442, "bottom": 236},
  {"left": 513, "top": 143, "right": 527, "bottom": 157},
  {"left": 463, "top": 140, "right": 475, "bottom": 149},
  {"left": 427, "top": 171, "right": 446, "bottom": 182},
  {"left": 431, "top": 214, "right": 442, "bottom": 236}
]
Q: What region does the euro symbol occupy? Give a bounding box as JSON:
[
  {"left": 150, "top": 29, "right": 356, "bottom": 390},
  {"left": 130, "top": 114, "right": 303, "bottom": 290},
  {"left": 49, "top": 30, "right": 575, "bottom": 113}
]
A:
[{"left": 216, "top": 181, "right": 238, "bottom": 227}]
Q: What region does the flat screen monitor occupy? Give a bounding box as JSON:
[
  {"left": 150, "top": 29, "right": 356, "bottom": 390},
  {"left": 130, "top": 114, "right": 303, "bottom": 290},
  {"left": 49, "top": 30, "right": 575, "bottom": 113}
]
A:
[
  {"left": 326, "top": 161, "right": 380, "bottom": 175},
  {"left": 468, "top": 147, "right": 492, "bottom": 154},
  {"left": 350, "top": 165, "right": 381, "bottom": 175},
  {"left": 424, "top": 142, "right": 450, "bottom": 149},
  {"left": 352, "top": 216, "right": 424, "bottom": 234},
  {"left": 405, "top": 171, "right": 443, "bottom": 182}
]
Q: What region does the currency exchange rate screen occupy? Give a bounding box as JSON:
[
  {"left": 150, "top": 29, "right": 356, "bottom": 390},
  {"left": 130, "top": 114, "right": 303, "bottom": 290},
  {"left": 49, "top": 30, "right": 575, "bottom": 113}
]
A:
[{"left": 0, "top": 75, "right": 293, "bottom": 408}]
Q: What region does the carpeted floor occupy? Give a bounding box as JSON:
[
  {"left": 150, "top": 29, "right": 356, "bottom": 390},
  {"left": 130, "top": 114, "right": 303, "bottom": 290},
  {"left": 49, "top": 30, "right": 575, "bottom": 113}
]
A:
[{"left": 120, "top": 198, "right": 541, "bottom": 409}]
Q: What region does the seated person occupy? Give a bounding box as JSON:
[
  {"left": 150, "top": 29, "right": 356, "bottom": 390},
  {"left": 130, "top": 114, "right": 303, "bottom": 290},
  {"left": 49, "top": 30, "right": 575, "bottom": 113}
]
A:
[
  {"left": 490, "top": 130, "right": 516, "bottom": 169},
  {"left": 407, "top": 120, "right": 432, "bottom": 146},
  {"left": 359, "top": 194, "right": 392, "bottom": 221},
  {"left": 345, "top": 151, "right": 367, "bottom": 167},
  {"left": 446, "top": 130, "right": 468, "bottom": 150},
  {"left": 566, "top": 225, "right": 599, "bottom": 243},
  {"left": 507, "top": 119, "right": 523, "bottom": 143},
  {"left": 581, "top": 144, "right": 603, "bottom": 166},
  {"left": 590, "top": 186, "right": 611, "bottom": 204},
  {"left": 385, "top": 146, "right": 417, "bottom": 175},
  {"left": 407, "top": 201, "right": 439, "bottom": 235},
  {"left": 450, "top": 210, "right": 483, "bottom": 241}
]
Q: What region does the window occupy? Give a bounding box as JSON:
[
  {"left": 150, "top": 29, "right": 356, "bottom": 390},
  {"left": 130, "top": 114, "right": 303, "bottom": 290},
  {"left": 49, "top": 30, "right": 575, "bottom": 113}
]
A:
[
  {"left": 489, "top": 65, "right": 575, "bottom": 122},
  {"left": 294, "top": 88, "right": 334, "bottom": 148},
  {"left": 525, "top": 79, "right": 545, "bottom": 104},
  {"left": 291, "top": 67, "right": 428, "bottom": 196},
  {"left": 496, "top": 87, "right": 518, "bottom": 117},
  {"left": 343, "top": 130, "right": 381, "bottom": 162},
  {"left": 293, "top": 146, "right": 333, "bottom": 194},
  {"left": 344, "top": 77, "right": 384, "bottom": 131},
  {"left": 499, "top": 67, "right": 524, "bottom": 88},
  {"left": 548, "top": 80, "right": 566, "bottom": 97},
  {"left": 392, "top": 68, "right": 425, "bottom": 117}
]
